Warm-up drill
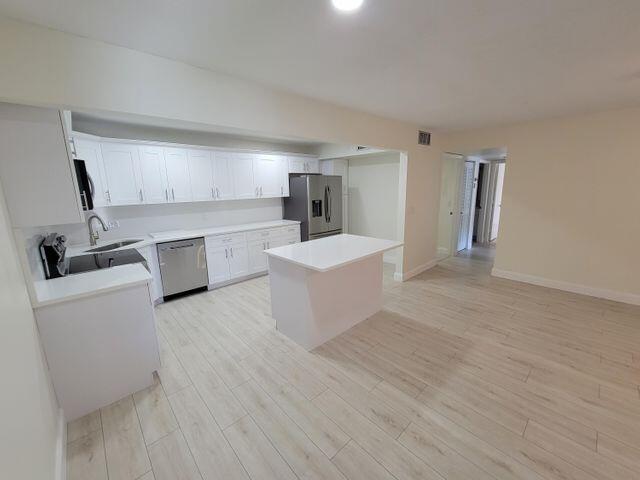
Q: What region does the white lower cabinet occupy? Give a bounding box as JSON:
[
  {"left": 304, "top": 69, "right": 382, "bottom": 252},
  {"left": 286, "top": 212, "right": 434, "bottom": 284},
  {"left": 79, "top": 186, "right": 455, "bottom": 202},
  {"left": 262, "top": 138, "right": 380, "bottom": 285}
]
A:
[
  {"left": 205, "top": 234, "right": 250, "bottom": 285},
  {"left": 206, "top": 245, "right": 232, "bottom": 284},
  {"left": 228, "top": 244, "right": 249, "bottom": 278},
  {"left": 248, "top": 239, "right": 269, "bottom": 274},
  {"left": 35, "top": 283, "right": 160, "bottom": 421}
]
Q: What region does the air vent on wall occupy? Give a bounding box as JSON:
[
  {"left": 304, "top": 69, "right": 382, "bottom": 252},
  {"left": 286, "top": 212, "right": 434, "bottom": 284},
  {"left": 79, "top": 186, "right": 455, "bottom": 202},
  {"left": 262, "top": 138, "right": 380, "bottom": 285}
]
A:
[{"left": 418, "top": 131, "right": 431, "bottom": 146}]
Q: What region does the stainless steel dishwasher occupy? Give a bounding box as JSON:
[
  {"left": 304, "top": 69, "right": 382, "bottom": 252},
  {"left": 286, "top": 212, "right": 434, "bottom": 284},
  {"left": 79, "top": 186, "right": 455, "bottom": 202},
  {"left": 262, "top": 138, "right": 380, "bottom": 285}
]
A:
[{"left": 157, "top": 237, "right": 208, "bottom": 297}]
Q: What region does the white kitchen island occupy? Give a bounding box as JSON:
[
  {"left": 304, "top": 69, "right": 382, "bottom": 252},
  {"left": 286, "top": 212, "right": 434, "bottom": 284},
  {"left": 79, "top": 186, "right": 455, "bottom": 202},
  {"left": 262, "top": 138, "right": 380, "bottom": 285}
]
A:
[{"left": 265, "top": 234, "right": 403, "bottom": 350}]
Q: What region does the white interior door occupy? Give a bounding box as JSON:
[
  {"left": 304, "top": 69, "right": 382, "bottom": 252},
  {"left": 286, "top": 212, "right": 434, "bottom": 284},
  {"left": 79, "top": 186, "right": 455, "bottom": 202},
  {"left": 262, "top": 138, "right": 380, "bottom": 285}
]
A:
[
  {"left": 138, "top": 145, "right": 168, "bottom": 204},
  {"left": 212, "top": 153, "right": 235, "bottom": 200},
  {"left": 164, "top": 147, "right": 192, "bottom": 203},
  {"left": 188, "top": 149, "right": 215, "bottom": 202},
  {"left": 490, "top": 163, "right": 506, "bottom": 241},
  {"left": 100, "top": 142, "right": 142, "bottom": 206},
  {"left": 232, "top": 154, "right": 256, "bottom": 199},
  {"left": 457, "top": 161, "right": 475, "bottom": 252}
]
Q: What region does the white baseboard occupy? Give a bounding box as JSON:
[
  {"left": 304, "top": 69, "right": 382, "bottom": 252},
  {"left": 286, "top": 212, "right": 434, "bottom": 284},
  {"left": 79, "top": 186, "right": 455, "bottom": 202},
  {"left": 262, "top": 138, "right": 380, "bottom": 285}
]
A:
[
  {"left": 491, "top": 268, "right": 640, "bottom": 306},
  {"left": 55, "top": 408, "right": 66, "bottom": 480},
  {"left": 437, "top": 246, "right": 449, "bottom": 256},
  {"left": 394, "top": 259, "right": 439, "bottom": 282}
]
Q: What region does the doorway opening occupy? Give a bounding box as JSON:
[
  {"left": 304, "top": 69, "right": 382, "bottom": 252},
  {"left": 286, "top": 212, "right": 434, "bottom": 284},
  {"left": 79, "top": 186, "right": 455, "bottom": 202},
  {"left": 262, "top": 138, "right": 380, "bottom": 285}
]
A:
[{"left": 437, "top": 148, "right": 506, "bottom": 263}]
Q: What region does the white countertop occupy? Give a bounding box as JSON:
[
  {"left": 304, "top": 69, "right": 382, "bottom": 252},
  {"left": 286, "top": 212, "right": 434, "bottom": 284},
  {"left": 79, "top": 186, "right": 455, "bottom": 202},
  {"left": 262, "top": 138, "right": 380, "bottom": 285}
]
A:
[
  {"left": 33, "top": 264, "right": 152, "bottom": 308},
  {"left": 265, "top": 234, "right": 403, "bottom": 272},
  {"left": 66, "top": 219, "right": 301, "bottom": 257},
  {"left": 35, "top": 219, "right": 301, "bottom": 307}
]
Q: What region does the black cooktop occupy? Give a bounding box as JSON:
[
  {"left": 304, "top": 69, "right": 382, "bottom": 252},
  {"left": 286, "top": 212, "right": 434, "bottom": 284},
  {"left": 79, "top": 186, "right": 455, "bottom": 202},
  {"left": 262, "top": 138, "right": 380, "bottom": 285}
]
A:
[{"left": 67, "top": 248, "right": 148, "bottom": 275}]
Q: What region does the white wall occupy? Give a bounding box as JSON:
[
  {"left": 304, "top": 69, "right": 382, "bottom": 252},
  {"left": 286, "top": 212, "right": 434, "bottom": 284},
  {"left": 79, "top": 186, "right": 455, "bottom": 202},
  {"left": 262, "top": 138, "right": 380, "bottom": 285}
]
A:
[
  {"left": 347, "top": 153, "right": 401, "bottom": 262},
  {"left": 0, "top": 16, "right": 442, "bottom": 278},
  {"left": 444, "top": 106, "right": 640, "bottom": 303},
  {"left": 0, "top": 182, "right": 61, "bottom": 480}
]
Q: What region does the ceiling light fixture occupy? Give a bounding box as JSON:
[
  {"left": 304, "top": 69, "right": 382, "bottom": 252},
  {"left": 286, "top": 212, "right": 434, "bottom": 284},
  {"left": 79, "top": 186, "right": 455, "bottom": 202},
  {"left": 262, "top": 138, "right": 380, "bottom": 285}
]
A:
[{"left": 332, "top": 0, "right": 364, "bottom": 12}]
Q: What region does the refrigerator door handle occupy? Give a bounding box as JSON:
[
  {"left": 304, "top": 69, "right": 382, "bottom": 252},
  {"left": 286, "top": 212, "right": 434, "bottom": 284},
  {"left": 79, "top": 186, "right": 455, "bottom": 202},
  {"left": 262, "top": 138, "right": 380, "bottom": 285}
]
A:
[
  {"left": 324, "top": 186, "right": 329, "bottom": 223},
  {"left": 327, "top": 185, "right": 332, "bottom": 223}
]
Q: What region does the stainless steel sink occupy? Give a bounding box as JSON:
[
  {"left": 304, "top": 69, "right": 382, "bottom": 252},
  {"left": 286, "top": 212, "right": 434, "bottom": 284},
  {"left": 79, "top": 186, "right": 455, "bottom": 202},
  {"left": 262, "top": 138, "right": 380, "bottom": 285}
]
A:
[{"left": 84, "top": 239, "right": 143, "bottom": 253}]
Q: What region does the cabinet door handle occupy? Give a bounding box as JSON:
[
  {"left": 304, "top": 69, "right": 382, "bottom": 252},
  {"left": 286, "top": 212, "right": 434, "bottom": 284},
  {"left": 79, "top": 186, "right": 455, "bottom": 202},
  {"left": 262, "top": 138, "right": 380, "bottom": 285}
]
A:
[
  {"left": 225, "top": 248, "right": 228, "bottom": 259},
  {"left": 211, "top": 187, "right": 215, "bottom": 199},
  {"left": 171, "top": 188, "right": 175, "bottom": 201},
  {"left": 230, "top": 247, "right": 234, "bottom": 258},
  {"left": 106, "top": 190, "right": 111, "bottom": 203},
  {"left": 139, "top": 189, "right": 143, "bottom": 202},
  {"left": 216, "top": 187, "right": 220, "bottom": 199},
  {"left": 165, "top": 189, "right": 168, "bottom": 201},
  {"left": 260, "top": 186, "right": 263, "bottom": 196}
]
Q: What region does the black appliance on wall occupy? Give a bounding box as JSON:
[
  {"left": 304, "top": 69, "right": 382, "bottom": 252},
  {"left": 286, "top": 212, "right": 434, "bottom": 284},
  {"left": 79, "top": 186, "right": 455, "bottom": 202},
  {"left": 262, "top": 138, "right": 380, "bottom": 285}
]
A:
[
  {"left": 39, "top": 233, "right": 148, "bottom": 280},
  {"left": 40, "top": 233, "right": 68, "bottom": 279},
  {"left": 73, "top": 159, "right": 94, "bottom": 211}
]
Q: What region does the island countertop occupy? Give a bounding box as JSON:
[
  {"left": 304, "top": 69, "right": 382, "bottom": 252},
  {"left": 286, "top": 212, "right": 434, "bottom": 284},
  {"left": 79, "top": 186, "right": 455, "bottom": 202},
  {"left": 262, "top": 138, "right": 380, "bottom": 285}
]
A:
[{"left": 264, "top": 234, "right": 403, "bottom": 272}]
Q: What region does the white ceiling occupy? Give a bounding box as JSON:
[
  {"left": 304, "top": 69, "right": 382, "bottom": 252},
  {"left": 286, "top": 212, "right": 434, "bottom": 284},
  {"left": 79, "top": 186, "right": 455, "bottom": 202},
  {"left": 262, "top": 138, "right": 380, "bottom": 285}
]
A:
[{"left": 2, "top": 0, "right": 640, "bottom": 131}]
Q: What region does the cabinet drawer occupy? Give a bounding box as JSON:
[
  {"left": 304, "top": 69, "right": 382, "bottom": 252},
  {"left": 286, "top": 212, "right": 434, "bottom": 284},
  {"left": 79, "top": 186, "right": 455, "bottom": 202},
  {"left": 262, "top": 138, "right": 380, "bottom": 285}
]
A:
[
  {"left": 277, "top": 224, "right": 301, "bottom": 238},
  {"left": 246, "top": 228, "right": 281, "bottom": 242},
  {"left": 205, "top": 232, "right": 246, "bottom": 249}
]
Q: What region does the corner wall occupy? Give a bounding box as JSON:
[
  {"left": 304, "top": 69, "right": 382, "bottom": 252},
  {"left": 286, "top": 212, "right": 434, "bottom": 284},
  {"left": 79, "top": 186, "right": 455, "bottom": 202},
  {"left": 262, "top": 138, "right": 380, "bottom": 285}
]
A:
[
  {"left": 0, "top": 16, "right": 441, "bottom": 278},
  {"left": 443, "top": 106, "right": 640, "bottom": 302},
  {"left": 347, "top": 153, "right": 401, "bottom": 262},
  {"left": 0, "top": 181, "right": 61, "bottom": 479}
]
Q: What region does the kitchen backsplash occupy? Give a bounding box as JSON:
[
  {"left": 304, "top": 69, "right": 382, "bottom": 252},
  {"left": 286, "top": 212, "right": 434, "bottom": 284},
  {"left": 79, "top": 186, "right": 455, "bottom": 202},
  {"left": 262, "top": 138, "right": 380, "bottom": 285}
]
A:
[{"left": 21, "top": 198, "right": 283, "bottom": 281}]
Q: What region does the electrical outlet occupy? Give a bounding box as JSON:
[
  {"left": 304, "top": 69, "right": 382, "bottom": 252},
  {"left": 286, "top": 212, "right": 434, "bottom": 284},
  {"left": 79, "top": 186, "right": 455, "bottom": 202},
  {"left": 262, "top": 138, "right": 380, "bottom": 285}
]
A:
[{"left": 107, "top": 220, "right": 120, "bottom": 229}]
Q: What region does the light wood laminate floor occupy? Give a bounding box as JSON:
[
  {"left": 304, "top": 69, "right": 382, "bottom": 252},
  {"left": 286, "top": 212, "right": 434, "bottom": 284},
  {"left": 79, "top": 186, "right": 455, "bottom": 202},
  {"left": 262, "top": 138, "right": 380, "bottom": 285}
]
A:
[{"left": 67, "top": 255, "right": 640, "bottom": 480}]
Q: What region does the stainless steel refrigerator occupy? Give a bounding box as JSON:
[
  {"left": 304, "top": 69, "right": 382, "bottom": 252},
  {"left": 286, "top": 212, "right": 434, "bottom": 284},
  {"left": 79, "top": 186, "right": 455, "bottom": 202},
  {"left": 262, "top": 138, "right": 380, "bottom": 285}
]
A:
[{"left": 284, "top": 175, "right": 343, "bottom": 241}]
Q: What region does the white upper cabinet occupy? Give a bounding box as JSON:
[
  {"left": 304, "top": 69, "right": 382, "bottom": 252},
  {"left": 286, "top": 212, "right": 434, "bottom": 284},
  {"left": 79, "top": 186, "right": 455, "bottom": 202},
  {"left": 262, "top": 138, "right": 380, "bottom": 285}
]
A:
[
  {"left": 101, "top": 142, "right": 143, "bottom": 206},
  {"left": 231, "top": 154, "right": 256, "bottom": 199},
  {"left": 288, "top": 157, "right": 306, "bottom": 174},
  {"left": 212, "top": 152, "right": 235, "bottom": 200},
  {"left": 288, "top": 156, "right": 319, "bottom": 174},
  {"left": 138, "top": 145, "right": 168, "bottom": 204},
  {"left": 164, "top": 147, "right": 192, "bottom": 203},
  {"left": 74, "top": 138, "right": 109, "bottom": 208},
  {"left": 254, "top": 154, "right": 283, "bottom": 198},
  {"left": 280, "top": 157, "right": 290, "bottom": 197},
  {"left": 306, "top": 158, "right": 320, "bottom": 174},
  {"left": 69, "top": 136, "right": 303, "bottom": 208},
  {"left": 187, "top": 149, "right": 215, "bottom": 202}
]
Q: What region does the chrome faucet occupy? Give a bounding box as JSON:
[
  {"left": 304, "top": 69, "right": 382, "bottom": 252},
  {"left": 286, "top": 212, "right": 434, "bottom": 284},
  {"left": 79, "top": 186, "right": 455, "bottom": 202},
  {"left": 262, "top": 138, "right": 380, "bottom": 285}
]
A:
[{"left": 87, "top": 214, "right": 109, "bottom": 246}]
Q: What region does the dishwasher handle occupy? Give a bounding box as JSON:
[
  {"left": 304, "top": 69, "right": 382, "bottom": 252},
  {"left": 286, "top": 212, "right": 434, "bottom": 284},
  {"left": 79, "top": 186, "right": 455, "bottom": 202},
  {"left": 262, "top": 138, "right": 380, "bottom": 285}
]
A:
[{"left": 167, "top": 243, "right": 195, "bottom": 250}]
